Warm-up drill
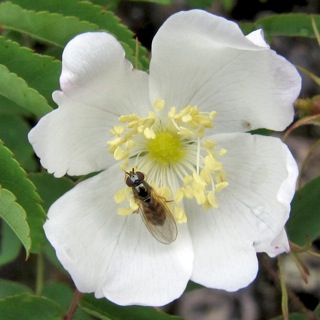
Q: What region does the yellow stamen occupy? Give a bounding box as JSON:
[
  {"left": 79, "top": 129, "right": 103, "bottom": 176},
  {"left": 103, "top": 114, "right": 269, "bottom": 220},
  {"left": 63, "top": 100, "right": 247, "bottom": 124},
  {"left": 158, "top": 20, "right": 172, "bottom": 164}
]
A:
[{"left": 107, "top": 99, "right": 229, "bottom": 219}]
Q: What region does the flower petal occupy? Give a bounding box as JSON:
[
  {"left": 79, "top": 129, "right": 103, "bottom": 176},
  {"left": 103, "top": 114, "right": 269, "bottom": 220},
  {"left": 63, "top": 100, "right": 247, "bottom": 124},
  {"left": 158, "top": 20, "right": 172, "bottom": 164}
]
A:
[
  {"left": 58, "top": 32, "right": 149, "bottom": 115},
  {"left": 28, "top": 32, "right": 150, "bottom": 177},
  {"left": 188, "top": 132, "right": 297, "bottom": 290},
  {"left": 187, "top": 199, "right": 259, "bottom": 291},
  {"left": 149, "top": 10, "right": 301, "bottom": 132},
  {"left": 44, "top": 165, "right": 194, "bottom": 306}
]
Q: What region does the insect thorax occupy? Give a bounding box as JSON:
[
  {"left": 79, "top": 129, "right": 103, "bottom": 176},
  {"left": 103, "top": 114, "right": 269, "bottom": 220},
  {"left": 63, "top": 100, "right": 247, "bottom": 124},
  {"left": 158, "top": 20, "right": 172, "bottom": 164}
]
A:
[{"left": 134, "top": 182, "right": 151, "bottom": 202}]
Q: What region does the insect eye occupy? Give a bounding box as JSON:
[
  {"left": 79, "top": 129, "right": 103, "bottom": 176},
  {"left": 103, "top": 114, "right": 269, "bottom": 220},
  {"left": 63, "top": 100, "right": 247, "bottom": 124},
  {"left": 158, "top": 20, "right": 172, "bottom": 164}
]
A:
[
  {"left": 126, "top": 176, "right": 134, "bottom": 187},
  {"left": 136, "top": 172, "right": 145, "bottom": 181}
]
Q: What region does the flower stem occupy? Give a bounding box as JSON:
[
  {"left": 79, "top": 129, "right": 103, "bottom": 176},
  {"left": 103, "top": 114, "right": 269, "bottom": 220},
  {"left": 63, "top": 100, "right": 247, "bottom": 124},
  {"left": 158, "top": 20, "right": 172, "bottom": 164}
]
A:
[
  {"left": 260, "top": 255, "right": 316, "bottom": 320},
  {"left": 277, "top": 256, "right": 289, "bottom": 320},
  {"left": 35, "top": 252, "right": 44, "bottom": 296},
  {"left": 64, "top": 289, "right": 82, "bottom": 320}
]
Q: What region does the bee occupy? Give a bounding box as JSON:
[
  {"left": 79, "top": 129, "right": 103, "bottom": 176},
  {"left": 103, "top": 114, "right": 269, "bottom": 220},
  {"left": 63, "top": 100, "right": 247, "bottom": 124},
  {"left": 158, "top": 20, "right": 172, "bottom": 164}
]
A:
[{"left": 125, "top": 169, "right": 178, "bottom": 244}]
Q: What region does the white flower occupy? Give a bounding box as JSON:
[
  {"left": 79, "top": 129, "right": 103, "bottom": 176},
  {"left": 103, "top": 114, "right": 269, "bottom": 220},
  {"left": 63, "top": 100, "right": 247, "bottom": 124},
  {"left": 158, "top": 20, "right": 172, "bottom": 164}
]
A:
[{"left": 28, "top": 10, "right": 301, "bottom": 306}]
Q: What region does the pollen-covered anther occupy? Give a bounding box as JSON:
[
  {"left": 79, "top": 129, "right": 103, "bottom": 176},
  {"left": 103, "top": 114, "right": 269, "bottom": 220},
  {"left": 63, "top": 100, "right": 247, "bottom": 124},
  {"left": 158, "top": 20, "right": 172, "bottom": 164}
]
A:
[
  {"left": 114, "top": 147, "right": 130, "bottom": 160},
  {"left": 174, "top": 206, "right": 187, "bottom": 223},
  {"left": 205, "top": 154, "right": 223, "bottom": 171},
  {"left": 207, "top": 191, "right": 218, "bottom": 208},
  {"left": 153, "top": 98, "right": 166, "bottom": 112},
  {"left": 117, "top": 207, "right": 133, "bottom": 216},
  {"left": 144, "top": 127, "right": 156, "bottom": 139},
  {"left": 114, "top": 187, "right": 130, "bottom": 204},
  {"left": 129, "top": 197, "right": 139, "bottom": 212},
  {"left": 107, "top": 136, "right": 122, "bottom": 148},
  {"left": 215, "top": 181, "right": 229, "bottom": 192},
  {"left": 110, "top": 125, "right": 124, "bottom": 136},
  {"left": 168, "top": 105, "right": 216, "bottom": 139},
  {"left": 119, "top": 114, "right": 140, "bottom": 123}
]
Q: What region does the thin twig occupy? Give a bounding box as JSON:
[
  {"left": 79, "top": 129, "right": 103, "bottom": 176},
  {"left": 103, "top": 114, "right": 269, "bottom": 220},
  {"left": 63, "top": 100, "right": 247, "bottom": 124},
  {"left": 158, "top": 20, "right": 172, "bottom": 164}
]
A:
[
  {"left": 260, "top": 255, "right": 316, "bottom": 320},
  {"left": 64, "top": 289, "right": 82, "bottom": 320}
]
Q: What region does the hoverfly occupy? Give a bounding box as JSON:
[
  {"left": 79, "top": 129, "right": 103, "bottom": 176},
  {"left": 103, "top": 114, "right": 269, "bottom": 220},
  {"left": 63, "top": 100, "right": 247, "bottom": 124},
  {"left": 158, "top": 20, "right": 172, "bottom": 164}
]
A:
[{"left": 125, "top": 169, "right": 178, "bottom": 244}]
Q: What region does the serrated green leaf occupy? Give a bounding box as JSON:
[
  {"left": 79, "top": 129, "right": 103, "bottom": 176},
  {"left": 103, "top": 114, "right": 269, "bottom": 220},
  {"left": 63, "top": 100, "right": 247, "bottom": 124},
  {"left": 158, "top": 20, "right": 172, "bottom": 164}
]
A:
[
  {"left": 0, "top": 115, "right": 37, "bottom": 171},
  {"left": 9, "top": 0, "right": 149, "bottom": 69},
  {"left": 0, "top": 293, "right": 63, "bottom": 320},
  {"left": 286, "top": 177, "right": 320, "bottom": 246},
  {"left": 0, "top": 2, "right": 99, "bottom": 47},
  {"left": 28, "top": 173, "right": 74, "bottom": 271},
  {"left": 0, "top": 142, "right": 45, "bottom": 253},
  {"left": 88, "top": 0, "right": 120, "bottom": 11},
  {"left": 0, "top": 188, "right": 31, "bottom": 257},
  {"left": 0, "top": 64, "right": 52, "bottom": 117},
  {"left": 79, "top": 294, "right": 183, "bottom": 320},
  {"left": 0, "top": 279, "right": 32, "bottom": 298},
  {"left": 0, "top": 221, "right": 22, "bottom": 266},
  {"left": 0, "top": 37, "right": 60, "bottom": 110},
  {"left": 0, "top": 95, "right": 32, "bottom": 116}
]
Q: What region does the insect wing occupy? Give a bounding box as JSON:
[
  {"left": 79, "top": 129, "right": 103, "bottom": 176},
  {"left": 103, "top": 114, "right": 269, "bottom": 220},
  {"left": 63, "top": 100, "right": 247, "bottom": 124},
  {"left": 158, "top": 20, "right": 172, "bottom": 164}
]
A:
[{"left": 139, "top": 189, "right": 178, "bottom": 244}]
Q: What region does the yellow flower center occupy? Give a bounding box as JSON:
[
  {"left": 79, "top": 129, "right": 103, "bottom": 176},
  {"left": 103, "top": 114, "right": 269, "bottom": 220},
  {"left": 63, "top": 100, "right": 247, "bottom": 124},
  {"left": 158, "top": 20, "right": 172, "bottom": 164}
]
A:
[
  {"left": 146, "top": 131, "right": 185, "bottom": 166},
  {"left": 107, "top": 99, "right": 228, "bottom": 223}
]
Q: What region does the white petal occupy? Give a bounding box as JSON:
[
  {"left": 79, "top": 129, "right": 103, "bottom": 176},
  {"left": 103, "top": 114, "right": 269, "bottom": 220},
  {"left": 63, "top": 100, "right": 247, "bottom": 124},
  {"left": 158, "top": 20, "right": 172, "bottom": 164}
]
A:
[
  {"left": 58, "top": 32, "right": 149, "bottom": 117},
  {"left": 28, "top": 101, "right": 116, "bottom": 177},
  {"left": 246, "top": 29, "right": 269, "bottom": 48},
  {"left": 149, "top": 10, "right": 301, "bottom": 132},
  {"left": 255, "top": 228, "right": 290, "bottom": 257},
  {"left": 29, "top": 32, "right": 150, "bottom": 177},
  {"left": 188, "top": 133, "right": 298, "bottom": 290},
  {"left": 187, "top": 200, "right": 259, "bottom": 291},
  {"left": 214, "top": 133, "right": 298, "bottom": 248},
  {"left": 44, "top": 165, "right": 193, "bottom": 306}
]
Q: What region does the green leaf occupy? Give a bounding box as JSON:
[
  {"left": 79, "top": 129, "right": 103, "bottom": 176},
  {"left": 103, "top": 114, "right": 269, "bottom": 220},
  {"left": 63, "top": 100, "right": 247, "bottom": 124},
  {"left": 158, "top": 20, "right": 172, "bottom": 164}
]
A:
[
  {"left": 42, "top": 283, "right": 73, "bottom": 311},
  {"left": 257, "top": 14, "right": 320, "bottom": 37},
  {"left": 0, "top": 221, "right": 22, "bottom": 266},
  {"left": 286, "top": 177, "right": 320, "bottom": 246},
  {"left": 79, "top": 294, "right": 183, "bottom": 320},
  {"left": 29, "top": 172, "right": 74, "bottom": 211},
  {"left": 0, "top": 188, "right": 31, "bottom": 257},
  {"left": 242, "top": 13, "right": 320, "bottom": 38},
  {"left": 0, "top": 64, "right": 52, "bottom": 117},
  {"left": 186, "top": 0, "right": 214, "bottom": 9},
  {"left": 221, "top": 0, "right": 234, "bottom": 11},
  {"left": 0, "top": 293, "right": 63, "bottom": 320},
  {"left": 0, "top": 2, "right": 99, "bottom": 47},
  {"left": 42, "top": 283, "right": 92, "bottom": 320},
  {"left": 0, "top": 37, "right": 60, "bottom": 110},
  {"left": 0, "top": 142, "right": 46, "bottom": 253},
  {"left": 0, "top": 96, "right": 31, "bottom": 116},
  {"left": 0, "top": 115, "right": 37, "bottom": 171},
  {"left": 88, "top": 0, "right": 121, "bottom": 11},
  {"left": 0, "top": 279, "right": 32, "bottom": 298},
  {"left": 9, "top": 0, "right": 149, "bottom": 69},
  {"left": 29, "top": 173, "right": 74, "bottom": 270}
]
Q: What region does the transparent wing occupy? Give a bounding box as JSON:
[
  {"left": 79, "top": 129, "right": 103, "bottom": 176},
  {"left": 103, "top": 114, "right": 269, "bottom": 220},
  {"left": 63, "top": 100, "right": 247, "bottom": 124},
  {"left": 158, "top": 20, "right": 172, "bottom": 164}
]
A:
[{"left": 138, "top": 189, "right": 178, "bottom": 245}]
